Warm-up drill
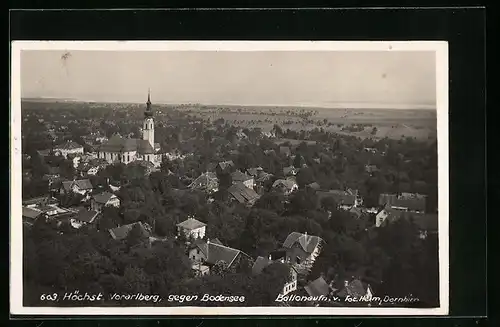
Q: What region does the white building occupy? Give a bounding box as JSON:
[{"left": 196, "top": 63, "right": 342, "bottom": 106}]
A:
[
  {"left": 91, "top": 192, "right": 120, "bottom": 212},
  {"left": 176, "top": 217, "right": 207, "bottom": 239},
  {"left": 97, "top": 90, "right": 162, "bottom": 167},
  {"left": 53, "top": 141, "right": 84, "bottom": 159}
]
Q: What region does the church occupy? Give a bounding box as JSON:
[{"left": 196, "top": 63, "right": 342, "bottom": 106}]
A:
[{"left": 97, "top": 91, "right": 162, "bottom": 167}]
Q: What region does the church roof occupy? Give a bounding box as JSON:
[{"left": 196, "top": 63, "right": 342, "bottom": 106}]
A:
[{"left": 98, "top": 135, "right": 154, "bottom": 154}]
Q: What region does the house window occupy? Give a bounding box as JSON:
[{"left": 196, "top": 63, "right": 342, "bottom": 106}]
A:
[{"left": 296, "top": 257, "right": 301, "bottom": 264}]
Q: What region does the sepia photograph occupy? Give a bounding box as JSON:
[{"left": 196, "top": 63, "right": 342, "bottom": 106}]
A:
[{"left": 10, "top": 41, "right": 449, "bottom": 315}]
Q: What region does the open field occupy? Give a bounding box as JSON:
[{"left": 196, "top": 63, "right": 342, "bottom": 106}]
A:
[
  {"left": 176, "top": 105, "right": 437, "bottom": 141},
  {"left": 20, "top": 100, "right": 437, "bottom": 141}
]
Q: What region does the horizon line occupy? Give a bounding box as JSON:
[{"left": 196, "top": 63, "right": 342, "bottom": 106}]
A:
[{"left": 21, "top": 97, "right": 436, "bottom": 110}]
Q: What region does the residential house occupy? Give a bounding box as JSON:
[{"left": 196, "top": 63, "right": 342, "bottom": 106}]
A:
[
  {"left": 335, "top": 279, "right": 374, "bottom": 302},
  {"left": 43, "top": 166, "right": 61, "bottom": 182},
  {"left": 316, "top": 189, "right": 363, "bottom": 210},
  {"left": 379, "top": 192, "right": 427, "bottom": 213},
  {"left": 272, "top": 178, "right": 298, "bottom": 196},
  {"left": 70, "top": 209, "right": 100, "bottom": 229},
  {"left": 108, "top": 222, "right": 153, "bottom": 243},
  {"left": 36, "top": 149, "right": 52, "bottom": 159},
  {"left": 67, "top": 153, "right": 81, "bottom": 169},
  {"left": 176, "top": 217, "right": 207, "bottom": 239},
  {"left": 188, "top": 172, "right": 219, "bottom": 194},
  {"left": 35, "top": 204, "right": 77, "bottom": 223},
  {"left": 53, "top": 141, "right": 84, "bottom": 159},
  {"left": 246, "top": 167, "right": 264, "bottom": 177},
  {"left": 227, "top": 182, "right": 261, "bottom": 206},
  {"left": 304, "top": 276, "right": 335, "bottom": 301},
  {"left": 349, "top": 207, "right": 364, "bottom": 220},
  {"left": 187, "top": 238, "right": 252, "bottom": 275},
  {"left": 282, "top": 232, "right": 324, "bottom": 275},
  {"left": 231, "top": 170, "right": 255, "bottom": 189},
  {"left": 22, "top": 207, "right": 43, "bottom": 227},
  {"left": 60, "top": 179, "right": 93, "bottom": 197},
  {"left": 252, "top": 255, "right": 299, "bottom": 296},
  {"left": 23, "top": 196, "right": 59, "bottom": 208},
  {"left": 283, "top": 166, "right": 299, "bottom": 176},
  {"left": 374, "top": 205, "right": 392, "bottom": 227},
  {"left": 91, "top": 191, "right": 120, "bottom": 212},
  {"left": 216, "top": 160, "right": 235, "bottom": 173}
]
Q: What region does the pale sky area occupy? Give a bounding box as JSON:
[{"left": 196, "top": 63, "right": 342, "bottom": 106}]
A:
[{"left": 21, "top": 50, "right": 436, "bottom": 109}]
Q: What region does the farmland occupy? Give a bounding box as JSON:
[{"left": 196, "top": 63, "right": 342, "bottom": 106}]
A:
[{"left": 176, "top": 105, "right": 437, "bottom": 141}]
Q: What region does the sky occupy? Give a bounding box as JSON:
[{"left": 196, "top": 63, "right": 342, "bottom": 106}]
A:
[{"left": 21, "top": 50, "right": 437, "bottom": 109}]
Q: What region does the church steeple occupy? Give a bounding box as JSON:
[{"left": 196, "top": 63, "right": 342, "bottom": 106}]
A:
[{"left": 145, "top": 88, "right": 153, "bottom": 118}]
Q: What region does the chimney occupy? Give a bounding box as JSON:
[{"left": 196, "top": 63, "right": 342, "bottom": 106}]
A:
[{"left": 268, "top": 254, "right": 272, "bottom": 261}]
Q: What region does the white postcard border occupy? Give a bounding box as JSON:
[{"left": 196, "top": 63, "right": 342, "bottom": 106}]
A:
[{"left": 10, "top": 40, "right": 449, "bottom": 316}]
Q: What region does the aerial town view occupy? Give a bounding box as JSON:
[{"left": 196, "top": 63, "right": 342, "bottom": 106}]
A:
[{"left": 17, "top": 48, "right": 441, "bottom": 309}]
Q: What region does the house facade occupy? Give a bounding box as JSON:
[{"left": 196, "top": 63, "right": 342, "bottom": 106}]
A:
[
  {"left": 53, "top": 141, "right": 84, "bottom": 159},
  {"left": 177, "top": 217, "right": 207, "bottom": 239},
  {"left": 188, "top": 238, "right": 252, "bottom": 275},
  {"left": 91, "top": 192, "right": 120, "bottom": 212},
  {"left": 282, "top": 232, "right": 324, "bottom": 275},
  {"left": 272, "top": 178, "right": 298, "bottom": 196},
  {"left": 60, "top": 179, "right": 93, "bottom": 196},
  {"left": 252, "top": 256, "right": 298, "bottom": 296}
]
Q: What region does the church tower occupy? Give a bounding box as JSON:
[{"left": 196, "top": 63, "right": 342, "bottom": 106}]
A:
[{"left": 143, "top": 89, "right": 154, "bottom": 149}]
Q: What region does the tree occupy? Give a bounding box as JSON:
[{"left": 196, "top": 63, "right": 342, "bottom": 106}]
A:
[
  {"left": 295, "top": 167, "right": 315, "bottom": 188},
  {"left": 211, "top": 260, "right": 229, "bottom": 277}
]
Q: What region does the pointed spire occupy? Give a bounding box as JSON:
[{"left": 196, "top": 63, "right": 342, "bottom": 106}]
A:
[{"left": 147, "top": 88, "right": 151, "bottom": 104}]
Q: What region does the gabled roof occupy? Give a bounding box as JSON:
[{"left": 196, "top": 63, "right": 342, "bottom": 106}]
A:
[
  {"left": 98, "top": 135, "right": 154, "bottom": 154},
  {"left": 217, "top": 160, "right": 235, "bottom": 170},
  {"left": 61, "top": 179, "right": 93, "bottom": 191},
  {"left": 192, "top": 239, "right": 245, "bottom": 267},
  {"left": 22, "top": 196, "right": 59, "bottom": 207},
  {"left": 54, "top": 141, "right": 82, "bottom": 150},
  {"left": 379, "top": 193, "right": 427, "bottom": 212},
  {"left": 109, "top": 221, "right": 151, "bottom": 240},
  {"left": 189, "top": 172, "right": 218, "bottom": 191},
  {"left": 283, "top": 232, "right": 323, "bottom": 253},
  {"left": 22, "top": 207, "right": 42, "bottom": 220},
  {"left": 336, "top": 279, "right": 369, "bottom": 298},
  {"left": 256, "top": 172, "right": 273, "bottom": 183},
  {"left": 252, "top": 256, "right": 273, "bottom": 275},
  {"left": 37, "top": 149, "right": 52, "bottom": 157},
  {"left": 177, "top": 217, "right": 207, "bottom": 230},
  {"left": 272, "top": 179, "right": 297, "bottom": 191},
  {"left": 317, "top": 189, "right": 356, "bottom": 206},
  {"left": 75, "top": 209, "right": 99, "bottom": 223},
  {"left": 349, "top": 207, "right": 363, "bottom": 219},
  {"left": 92, "top": 191, "right": 117, "bottom": 204},
  {"left": 305, "top": 276, "right": 330, "bottom": 297},
  {"left": 192, "top": 238, "right": 222, "bottom": 257},
  {"left": 231, "top": 170, "right": 253, "bottom": 182},
  {"left": 206, "top": 242, "right": 244, "bottom": 266},
  {"left": 227, "top": 182, "right": 260, "bottom": 204},
  {"left": 247, "top": 167, "right": 263, "bottom": 177}
]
